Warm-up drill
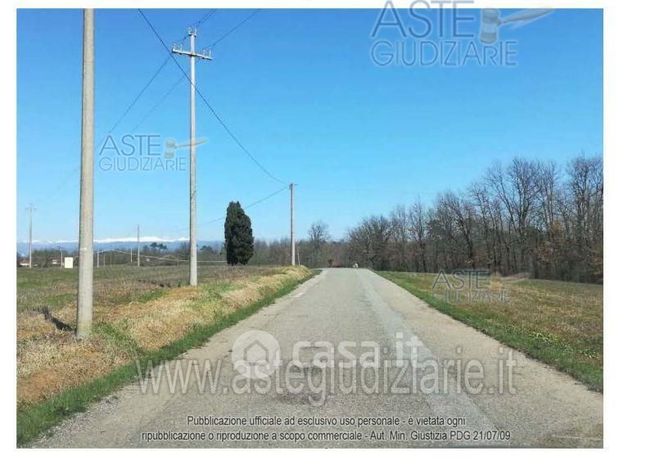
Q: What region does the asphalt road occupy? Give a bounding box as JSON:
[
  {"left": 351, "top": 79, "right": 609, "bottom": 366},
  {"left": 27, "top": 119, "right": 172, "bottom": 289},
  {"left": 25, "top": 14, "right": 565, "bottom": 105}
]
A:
[{"left": 34, "top": 269, "right": 602, "bottom": 448}]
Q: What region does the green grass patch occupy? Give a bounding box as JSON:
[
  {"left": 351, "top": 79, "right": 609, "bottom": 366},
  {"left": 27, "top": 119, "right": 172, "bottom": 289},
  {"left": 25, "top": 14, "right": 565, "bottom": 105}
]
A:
[
  {"left": 17, "top": 270, "right": 316, "bottom": 446},
  {"left": 94, "top": 322, "right": 145, "bottom": 358},
  {"left": 378, "top": 271, "right": 602, "bottom": 392}
]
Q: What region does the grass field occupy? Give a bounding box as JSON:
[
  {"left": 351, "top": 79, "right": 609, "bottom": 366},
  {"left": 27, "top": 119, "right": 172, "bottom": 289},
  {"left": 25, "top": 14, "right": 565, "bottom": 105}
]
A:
[
  {"left": 17, "top": 264, "right": 277, "bottom": 313},
  {"left": 17, "top": 264, "right": 314, "bottom": 445},
  {"left": 378, "top": 271, "right": 603, "bottom": 391}
]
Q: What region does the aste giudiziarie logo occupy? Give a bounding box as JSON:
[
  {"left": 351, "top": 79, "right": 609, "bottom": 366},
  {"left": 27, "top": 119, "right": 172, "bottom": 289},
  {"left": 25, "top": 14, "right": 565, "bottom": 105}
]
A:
[
  {"left": 370, "top": 1, "right": 552, "bottom": 68},
  {"left": 431, "top": 269, "right": 510, "bottom": 304},
  {"left": 98, "top": 134, "right": 208, "bottom": 172}
]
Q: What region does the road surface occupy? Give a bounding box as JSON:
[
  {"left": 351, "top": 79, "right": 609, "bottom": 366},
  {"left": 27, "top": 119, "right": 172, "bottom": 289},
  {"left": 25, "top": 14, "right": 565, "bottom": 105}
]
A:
[{"left": 34, "top": 269, "right": 602, "bottom": 448}]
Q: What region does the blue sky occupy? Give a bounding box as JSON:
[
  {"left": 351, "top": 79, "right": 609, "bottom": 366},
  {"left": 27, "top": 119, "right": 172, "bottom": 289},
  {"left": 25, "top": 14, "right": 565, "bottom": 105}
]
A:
[{"left": 17, "top": 8, "right": 603, "bottom": 243}]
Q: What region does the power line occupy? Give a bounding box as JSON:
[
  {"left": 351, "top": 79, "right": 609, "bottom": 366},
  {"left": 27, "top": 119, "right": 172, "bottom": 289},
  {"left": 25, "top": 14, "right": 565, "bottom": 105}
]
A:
[
  {"left": 204, "top": 9, "right": 261, "bottom": 50},
  {"left": 34, "top": 10, "right": 216, "bottom": 207},
  {"left": 104, "top": 55, "right": 171, "bottom": 136},
  {"left": 130, "top": 75, "right": 184, "bottom": 132},
  {"left": 195, "top": 9, "right": 217, "bottom": 27},
  {"left": 39, "top": 86, "right": 163, "bottom": 199},
  {"left": 109, "top": 249, "right": 225, "bottom": 263},
  {"left": 137, "top": 9, "right": 287, "bottom": 186},
  {"left": 202, "top": 185, "right": 289, "bottom": 226},
  {"left": 102, "top": 8, "right": 219, "bottom": 138},
  {"left": 164, "top": 185, "right": 289, "bottom": 235},
  {"left": 130, "top": 10, "right": 253, "bottom": 133},
  {"left": 202, "top": 100, "right": 287, "bottom": 184},
  {"left": 243, "top": 185, "right": 289, "bottom": 211}
]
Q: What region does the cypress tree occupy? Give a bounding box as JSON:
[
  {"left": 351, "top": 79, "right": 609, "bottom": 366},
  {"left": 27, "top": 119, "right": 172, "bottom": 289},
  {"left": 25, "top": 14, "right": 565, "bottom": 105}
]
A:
[{"left": 224, "top": 201, "right": 254, "bottom": 265}]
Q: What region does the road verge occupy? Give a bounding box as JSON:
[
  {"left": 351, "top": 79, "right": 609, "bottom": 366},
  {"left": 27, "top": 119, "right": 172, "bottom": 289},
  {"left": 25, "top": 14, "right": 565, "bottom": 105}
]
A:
[
  {"left": 377, "top": 271, "right": 602, "bottom": 393},
  {"left": 18, "top": 266, "right": 316, "bottom": 446}
]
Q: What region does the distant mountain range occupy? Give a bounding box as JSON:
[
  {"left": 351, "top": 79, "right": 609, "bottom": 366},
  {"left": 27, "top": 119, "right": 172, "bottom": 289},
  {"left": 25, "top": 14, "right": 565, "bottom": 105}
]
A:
[{"left": 16, "top": 238, "right": 222, "bottom": 256}]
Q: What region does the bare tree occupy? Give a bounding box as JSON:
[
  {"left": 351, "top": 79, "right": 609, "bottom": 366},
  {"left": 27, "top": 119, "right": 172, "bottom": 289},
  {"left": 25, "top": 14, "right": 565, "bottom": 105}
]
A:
[
  {"left": 563, "top": 155, "right": 603, "bottom": 281},
  {"left": 343, "top": 155, "right": 603, "bottom": 283},
  {"left": 246, "top": 156, "right": 603, "bottom": 283},
  {"left": 469, "top": 181, "right": 503, "bottom": 271},
  {"left": 442, "top": 191, "right": 477, "bottom": 268},
  {"left": 408, "top": 199, "right": 428, "bottom": 272},
  {"left": 307, "top": 221, "right": 331, "bottom": 267},
  {"left": 389, "top": 205, "right": 409, "bottom": 271},
  {"left": 347, "top": 215, "right": 391, "bottom": 270}
]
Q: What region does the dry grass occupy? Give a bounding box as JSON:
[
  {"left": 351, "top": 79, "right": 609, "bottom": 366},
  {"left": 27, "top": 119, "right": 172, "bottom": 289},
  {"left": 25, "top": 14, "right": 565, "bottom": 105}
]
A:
[
  {"left": 411, "top": 273, "right": 602, "bottom": 347},
  {"left": 16, "top": 264, "right": 281, "bottom": 314},
  {"left": 16, "top": 265, "right": 311, "bottom": 408}
]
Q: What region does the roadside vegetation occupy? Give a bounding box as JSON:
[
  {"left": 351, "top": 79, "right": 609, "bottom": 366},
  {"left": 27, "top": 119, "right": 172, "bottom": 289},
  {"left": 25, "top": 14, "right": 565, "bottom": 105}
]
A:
[
  {"left": 351, "top": 156, "right": 603, "bottom": 284},
  {"left": 249, "top": 155, "right": 604, "bottom": 284},
  {"left": 17, "top": 265, "right": 314, "bottom": 445},
  {"left": 16, "top": 264, "right": 272, "bottom": 313},
  {"left": 379, "top": 271, "right": 602, "bottom": 391}
]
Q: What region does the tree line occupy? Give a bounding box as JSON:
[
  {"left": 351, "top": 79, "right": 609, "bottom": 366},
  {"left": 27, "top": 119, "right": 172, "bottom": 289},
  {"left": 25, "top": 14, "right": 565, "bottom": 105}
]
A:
[
  {"left": 20, "top": 155, "right": 602, "bottom": 284},
  {"left": 346, "top": 155, "right": 603, "bottom": 283},
  {"left": 248, "top": 221, "right": 347, "bottom": 268}
]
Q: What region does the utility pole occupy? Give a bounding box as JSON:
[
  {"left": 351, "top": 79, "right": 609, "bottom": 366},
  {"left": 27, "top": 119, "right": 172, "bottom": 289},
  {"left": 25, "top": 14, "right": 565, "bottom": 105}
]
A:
[
  {"left": 76, "top": 8, "right": 94, "bottom": 339},
  {"left": 136, "top": 225, "right": 141, "bottom": 267},
  {"left": 59, "top": 247, "right": 64, "bottom": 268},
  {"left": 290, "top": 183, "right": 295, "bottom": 266},
  {"left": 172, "top": 28, "right": 212, "bottom": 286},
  {"left": 26, "top": 204, "right": 35, "bottom": 268},
  {"left": 96, "top": 250, "right": 99, "bottom": 268}
]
